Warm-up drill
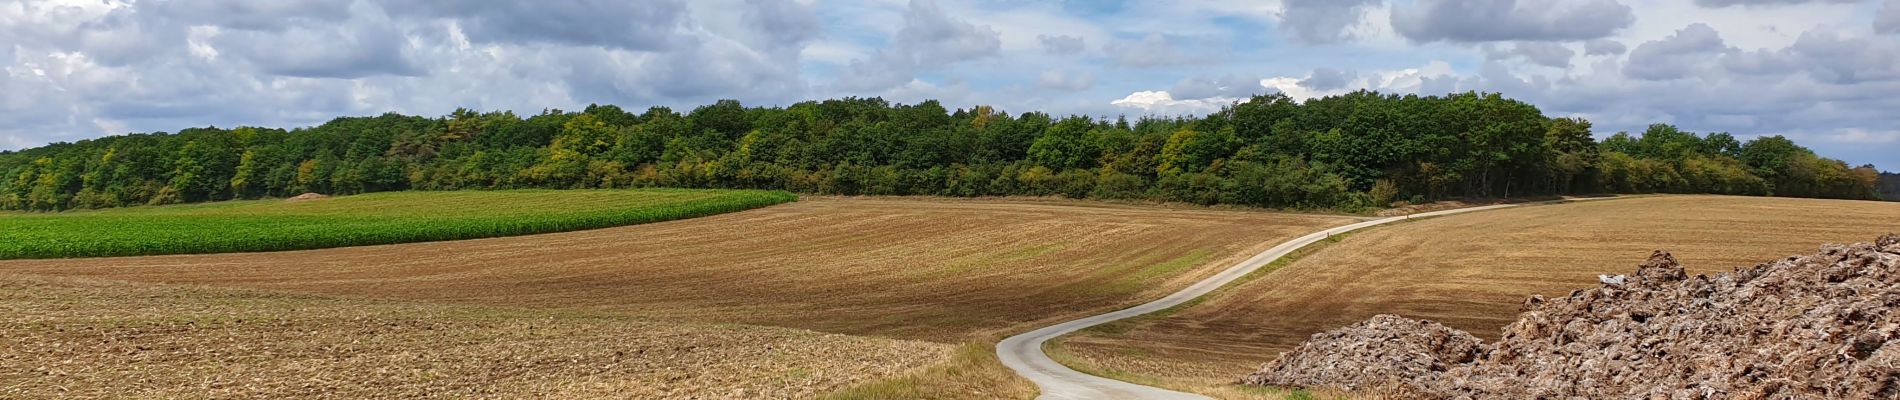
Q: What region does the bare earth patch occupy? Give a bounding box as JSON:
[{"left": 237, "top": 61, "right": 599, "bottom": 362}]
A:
[
  {"left": 1055, "top": 195, "right": 1900, "bottom": 398},
  {"left": 0, "top": 274, "right": 948, "bottom": 399}
]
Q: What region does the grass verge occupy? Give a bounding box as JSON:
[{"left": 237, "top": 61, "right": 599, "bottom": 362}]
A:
[{"left": 820, "top": 340, "right": 1037, "bottom": 400}]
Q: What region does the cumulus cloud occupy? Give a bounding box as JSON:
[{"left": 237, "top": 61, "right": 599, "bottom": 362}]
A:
[
  {"left": 1277, "top": 0, "right": 1382, "bottom": 44},
  {"left": 206, "top": 4, "right": 424, "bottom": 79},
  {"left": 1038, "top": 34, "right": 1086, "bottom": 55},
  {"left": 0, "top": 0, "right": 823, "bottom": 147},
  {"left": 1107, "top": 74, "right": 1277, "bottom": 114},
  {"left": 1880, "top": 0, "right": 1900, "bottom": 34},
  {"left": 743, "top": 0, "right": 824, "bottom": 48},
  {"left": 835, "top": 0, "right": 1001, "bottom": 92},
  {"left": 1775, "top": 30, "right": 1900, "bottom": 83},
  {"left": 1103, "top": 34, "right": 1191, "bottom": 67},
  {"left": 1299, "top": 68, "right": 1358, "bottom": 91},
  {"left": 1391, "top": 0, "right": 1635, "bottom": 43},
  {"left": 1170, "top": 75, "right": 1266, "bottom": 100},
  {"left": 887, "top": 0, "right": 1001, "bottom": 65},
  {"left": 1584, "top": 39, "right": 1628, "bottom": 55},
  {"left": 153, "top": 0, "right": 352, "bottom": 31},
  {"left": 383, "top": 0, "right": 688, "bottom": 50},
  {"left": 1109, "top": 90, "right": 1234, "bottom": 115},
  {"left": 1625, "top": 23, "right": 1733, "bottom": 80},
  {"left": 1037, "top": 69, "right": 1094, "bottom": 91},
  {"left": 1486, "top": 42, "right": 1576, "bottom": 68},
  {"left": 1693, "top": 0, "right": 1859, "bottom": 7},
  {"left": 1389, "top": 22, "right": 1900, "bottom": 169},
  {"left": 1259, "top": 62, "right": 1453, "bottom": 101}
]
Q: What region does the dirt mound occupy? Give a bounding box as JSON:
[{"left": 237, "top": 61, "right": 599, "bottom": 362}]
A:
[
  {"left": 1240, "top": 315, "right": 1481, "bottom": 394},
  {"left": 1246, "top": 234, "right": 1900, "bottom": 399},
  {"left": 286, "top": 192, "right": 329, "bottom": 202}
]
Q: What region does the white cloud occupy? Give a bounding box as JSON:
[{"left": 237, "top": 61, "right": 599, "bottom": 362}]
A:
[
  {"left": 1262, "top": 77, "right": 1323, "bottom": 101},
  {"left": 1122, "top": 61, "right": 1454, "bottom": 109},
  {"left": 1110, "top": 90, "right": 1235, "bottom": 115}
]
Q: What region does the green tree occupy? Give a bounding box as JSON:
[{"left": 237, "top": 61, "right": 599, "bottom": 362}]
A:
[{"left": 1027, "top": 117, "right": 1099, "bottom": 170}]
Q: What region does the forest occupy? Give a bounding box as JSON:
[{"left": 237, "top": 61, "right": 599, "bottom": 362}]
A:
[
  {"left": 1881, "top": 173, "right": 1900, "bottom": 201},
  {"left": 1, "top": 91, "right": 1885, "bottom": 212}
]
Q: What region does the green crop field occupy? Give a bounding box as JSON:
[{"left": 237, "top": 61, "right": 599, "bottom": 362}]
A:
[{"left": 0, "top": 189, "right": 796, "bottom": 260}]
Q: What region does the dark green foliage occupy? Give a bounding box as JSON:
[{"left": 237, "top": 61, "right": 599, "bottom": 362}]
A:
[
  {"left": 0, "top": 92, "right": 1880, "bottom": 213},
  {"left": 1591, "top": 128, "right": 1877, "bottom": 199},
  {"left": 1879, "top": 173, "right": 1900, "bottom": 201}
]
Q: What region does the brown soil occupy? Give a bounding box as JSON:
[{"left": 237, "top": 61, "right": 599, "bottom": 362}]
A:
[
  {"left": 0, "top": 196, "right": 1349, "bottom": 342},
  {"left": 1247, "top": 235, "right": 1900, "bottom": 399},
  {"left": 1056, "top": 195, "right": 1900, "bottom": 396},
  {"left": 0, "top": 274, "right": 947, "bottom": 399}
]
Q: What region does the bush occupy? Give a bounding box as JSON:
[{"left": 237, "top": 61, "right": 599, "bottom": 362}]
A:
[
  {"left": 1369, "top": 179, "right": 1400, "bottom": 207},
  {"left": 1091, "top": 172, "right": 1150, "bottom": 200}
]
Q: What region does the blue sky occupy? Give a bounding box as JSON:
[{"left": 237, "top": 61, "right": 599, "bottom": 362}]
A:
[{"left": 2, "top": 0, "right": 1897, "bottom": 170}]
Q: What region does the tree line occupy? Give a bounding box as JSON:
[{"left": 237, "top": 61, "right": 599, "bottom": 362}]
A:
[
  {"left": 1880, "top": 172, "right": 1900, "bottom": 201},
  {"left": 1, "top": 91, "right": 1884, "bottom": 212}
]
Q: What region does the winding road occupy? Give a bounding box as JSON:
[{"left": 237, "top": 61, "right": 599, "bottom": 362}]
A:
[{"left": 996, "top": 203, "right": 1535, "bottom": 399}]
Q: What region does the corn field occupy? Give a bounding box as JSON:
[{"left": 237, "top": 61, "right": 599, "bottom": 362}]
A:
[{"left": 0, "top": 189, "right": 797, "bottom": 259}]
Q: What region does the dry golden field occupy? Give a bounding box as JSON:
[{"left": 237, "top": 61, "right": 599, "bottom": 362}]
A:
[
  {"left": 1055, "top": 195, "right": 1900, "bottom": 398},
  {"left": 0, "top": 274, "right": 946, "bottom": 399},
  {"left": 0, "top": 196, "right": 1353, "bottom": 398}
]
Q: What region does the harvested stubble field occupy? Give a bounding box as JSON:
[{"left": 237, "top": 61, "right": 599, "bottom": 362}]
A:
[
  {"left": 1054, "top": 195, "right": 1900, "bottom": 398},
  {"left": 0, "top": 196, "right": 1353, "bottom": 398},
  {"left": 0, "top": 197, "right": 1352, "bottom": 340},
  {"left": 0, "top": 188, "right": 795, "bottom": 259},
  {"left": 0, "top": 273, "right": 947, "bottom": 399}
]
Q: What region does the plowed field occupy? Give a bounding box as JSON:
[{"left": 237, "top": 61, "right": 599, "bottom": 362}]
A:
[
  {"left": 2, "top": 197, "right": 1351, "bottom": 341},
  {"left": 1055, "top": 195, "right": 1900, "bottom": 398},
  {"left": 0, "top": 274, "right": 947, "bottom": 399}
]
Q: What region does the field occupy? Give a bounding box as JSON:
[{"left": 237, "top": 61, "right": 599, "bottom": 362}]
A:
[
  {"left": 0, "top": 189, "right": 796, "bottom": 259},
  {"left": 1053, "top": 195, "right": 1900, "bottom": 398},
  {"left": 0, "top": 196, "right": 1354, "bottom": 398},
  {"left": 0, "top": 274, "right": 946, "bottom": 398}
]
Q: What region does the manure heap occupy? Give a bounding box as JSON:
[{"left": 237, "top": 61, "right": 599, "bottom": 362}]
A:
[{"left": 1247, "top": 234, "right": 1900, "bottom": 399}]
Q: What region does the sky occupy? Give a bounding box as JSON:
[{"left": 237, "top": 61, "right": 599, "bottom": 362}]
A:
[{"left": 2, "top": 0, "right": 1897, "bottom": 170}]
